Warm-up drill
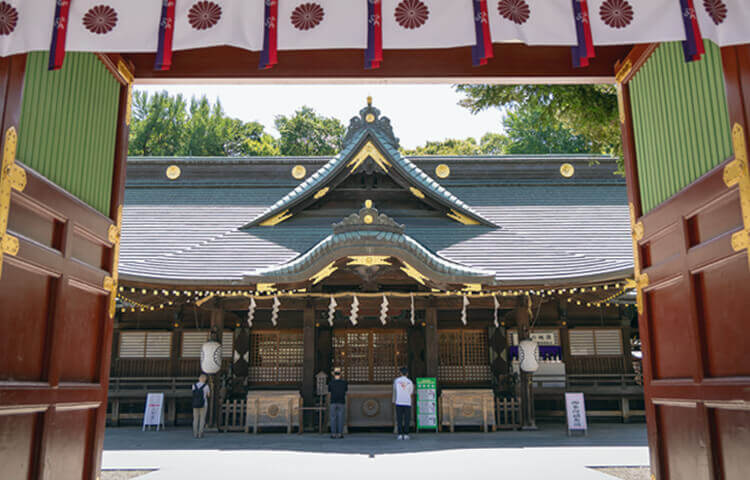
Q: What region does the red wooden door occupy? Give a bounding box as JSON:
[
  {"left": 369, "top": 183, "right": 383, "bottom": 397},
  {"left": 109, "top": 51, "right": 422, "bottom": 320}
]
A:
[
  {"left": 619, "top": 45, "right": 750, "bottom": 480},
  {"left": 0, "top": 54, "right": 130, "bottom": 480}
]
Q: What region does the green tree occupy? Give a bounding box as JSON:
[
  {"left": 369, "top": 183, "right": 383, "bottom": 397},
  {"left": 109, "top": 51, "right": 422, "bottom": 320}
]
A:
[
  {"left": 403, "top": 137, "right": 481, "bottom": 156},
  {"left": 274, "top": 106, "right": 345, "bottom": 156},
  {"left": 128, "top": 91, "right": 279, "bottom": 157},
  {"left": 129, "top": 91, "right": 188, "bottom": 156},
  {"left": 498, "top": 105, "right": 594, "bottom": 154},
  {"left": 455, "top": 84, "right": 621, "bottom": 161}
]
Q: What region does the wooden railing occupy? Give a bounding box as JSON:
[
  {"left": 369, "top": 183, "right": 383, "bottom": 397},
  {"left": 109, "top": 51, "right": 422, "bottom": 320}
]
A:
[{"left": 532, "top": 373, "right": 642, "bottom": 392}]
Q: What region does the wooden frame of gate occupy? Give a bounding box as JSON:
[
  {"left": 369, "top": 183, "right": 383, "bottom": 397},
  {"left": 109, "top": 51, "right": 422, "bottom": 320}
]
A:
[
  {"left": 0, "top": 40, "right": 749, "bottom": 480},
  {"left": 0, "top": 53, "right": 131, "bottom": 480},
  {"left": 618, "top": 44, "right": 750, "bottom": 480}
]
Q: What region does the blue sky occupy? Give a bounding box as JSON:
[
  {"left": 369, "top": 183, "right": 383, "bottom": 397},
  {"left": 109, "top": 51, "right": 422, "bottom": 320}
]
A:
[{"left": 134, "top": 84, "right": 505, "bottom": 149}]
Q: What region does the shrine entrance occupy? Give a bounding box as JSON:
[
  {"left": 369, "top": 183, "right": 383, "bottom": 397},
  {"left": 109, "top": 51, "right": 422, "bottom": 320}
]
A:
[{"left": 0, "top": 21, "right": 749, "bottom": 480}]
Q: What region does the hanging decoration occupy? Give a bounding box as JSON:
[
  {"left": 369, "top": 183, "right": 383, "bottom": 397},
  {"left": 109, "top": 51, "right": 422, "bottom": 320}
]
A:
[
  {"left": 571, "top": 0, "right": 595, "bottom": 68},
  {"left": 270, "top": 295, "right": 280, "bottom": 326},
  {"left": 49, "top": 0, "right": 73, "bottom": 70},
  {"left": 200, "top": 340, "right": 222, "bottom": 374},
  {"left": 259, "top": 0, "right": 278, "bottom": 70},
  {"left": 247, "top": 296, "right": 256, "bottom": 328},
  {"left": 379, "top": 294, "right": 389, "bottom": 325},
  {"left": 410, "top": 293, "right": 415, "bottom": 325},
  {"left": 518, "top": 339, "right": 540, "bottom": 372},
  {"left": 471, "top": 0, "right": 493, "bottom": 67},
  {"left": 349, "top": 294, "right": 359, "bottom": 326},
  {"left": 327, "top": 295, "right": 337, "bottom": 327},
  {"left": 461, "top": 294, "right": 469, "bottom": 326},
  {"left": 493, "top": 293, "right": 500, "bottom": 328},
  {"left": 679, "top": 0, "right": 705, "bottom": 61},
  {"left": 155, "top": 0, "right": 177, "bottom": 71},
  {"left": 365, "top": 0, "right": 383, "bottom": 69}
]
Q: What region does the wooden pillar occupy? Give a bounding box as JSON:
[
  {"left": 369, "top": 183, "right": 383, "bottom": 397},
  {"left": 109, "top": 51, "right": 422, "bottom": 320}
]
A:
[
  {"left": 208, "top": 308, "right": 224, "bottom": 429},
  {"left": 516, "top": 294, "right": 537, "bottom": 430},
  {"left": 424, "top": 306, "right": 438, "bottom": 379},
  {"left": 302, "top": 305, "right": 316, "bottom": 407}
]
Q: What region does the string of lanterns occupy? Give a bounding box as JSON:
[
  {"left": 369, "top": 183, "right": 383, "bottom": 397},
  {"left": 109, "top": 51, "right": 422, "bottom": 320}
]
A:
[{"left": 116, "top": 281, "right": 632, "bottom": 314}]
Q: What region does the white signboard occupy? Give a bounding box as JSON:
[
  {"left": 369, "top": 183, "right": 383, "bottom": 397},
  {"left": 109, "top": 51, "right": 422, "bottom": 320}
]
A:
[
  {"left": 142, "top": 393, "right": 165, "bottom": 431},
  {"left": 565, "top": 392, "right": 587, "bottom": 434}
]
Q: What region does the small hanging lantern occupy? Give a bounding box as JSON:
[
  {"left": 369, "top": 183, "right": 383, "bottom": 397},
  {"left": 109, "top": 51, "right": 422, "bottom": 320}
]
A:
[
  {"left": 200, "top": 340, "right": 222, "bottom": 374},
  {"left": 518, "top": 339, "right": 540, "bottom": 373}
]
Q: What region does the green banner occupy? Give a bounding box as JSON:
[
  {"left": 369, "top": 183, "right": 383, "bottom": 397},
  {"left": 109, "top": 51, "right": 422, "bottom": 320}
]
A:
[{"left": 416, "top": 377, "right": 437, "bottom": 430}]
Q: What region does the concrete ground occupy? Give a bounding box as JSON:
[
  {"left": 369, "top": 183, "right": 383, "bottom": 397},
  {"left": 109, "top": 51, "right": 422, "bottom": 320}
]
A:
[{"left": 103, "top": 423, "right": 650, "bottom": 480}]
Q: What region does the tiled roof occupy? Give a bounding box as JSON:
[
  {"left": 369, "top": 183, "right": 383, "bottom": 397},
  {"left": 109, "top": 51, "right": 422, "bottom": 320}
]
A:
[{"left": 118, "top": 156, "right": 633, "bottom": 286}]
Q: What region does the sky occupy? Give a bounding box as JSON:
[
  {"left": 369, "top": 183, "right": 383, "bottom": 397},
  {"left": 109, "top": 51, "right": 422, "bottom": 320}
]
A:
[{"left": 134, "top": 84, "right": 505, "bottom": 149}]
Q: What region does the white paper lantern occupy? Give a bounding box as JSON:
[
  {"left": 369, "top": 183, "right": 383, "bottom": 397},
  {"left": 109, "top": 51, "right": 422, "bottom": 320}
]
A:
[
  {"left": 200, "top": 341, "right": 222, "bottom": 374},
  {"left": 518, "top": 339, "right": 539, "bottom": 373}
]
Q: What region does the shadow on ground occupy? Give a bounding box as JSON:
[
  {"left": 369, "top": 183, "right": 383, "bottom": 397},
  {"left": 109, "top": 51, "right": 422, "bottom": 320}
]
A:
[{"left": 104, "top": 422, "right": 647, "bottom": 456}]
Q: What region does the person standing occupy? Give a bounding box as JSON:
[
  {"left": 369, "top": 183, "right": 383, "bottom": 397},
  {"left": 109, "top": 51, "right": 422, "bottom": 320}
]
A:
[
  {"left": 393, "top": 367, "right": 414, "bottom": 440},
  {"left": 191, "top": 374, "right": 210, "bottom": 438},
  {"left": 328, "top": 367, "right": 348, "bottom": 439}
]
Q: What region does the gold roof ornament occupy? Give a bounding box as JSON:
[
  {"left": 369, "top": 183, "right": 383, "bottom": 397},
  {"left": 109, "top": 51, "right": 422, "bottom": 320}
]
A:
[
  {"left": 348, "top": 256, "right": 391, "bottom": 267},
  {"left": 292, "top": 165, "right": 307, "bottom": 180},
  {"left": 309, "top": 261, "right": 338, "bottom": 285},
  {"left": 400, "top": 261, "right": 429, "bottom": 286},
  {"left": 367, "top": 96, "right": 373, "bottom": 106},
  {"left": 260, "top": 209, "right": 293, "bottom": 226},
  {"left": 435, "top": 164, "right": 451, "bottom": 179},
  {"left": 560, "top": 163, "right": 575, "bottom": 178},
  {"left": 314, "top": 187, "right": 329, "bottom": 199},
  {"left": 410, "top": 187, "right": 425, "bottom": 199},
  {"left": 347, "top": 141, "right": 392, "bottom": 173},
  {"left": 166, "top": 165, "right": 181, "bottom": 180}
]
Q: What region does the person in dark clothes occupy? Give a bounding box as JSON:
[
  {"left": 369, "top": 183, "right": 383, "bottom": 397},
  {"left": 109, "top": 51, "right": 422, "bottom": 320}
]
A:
[{"left": 328, "top": 367, "right": 348, "bottom": 438}]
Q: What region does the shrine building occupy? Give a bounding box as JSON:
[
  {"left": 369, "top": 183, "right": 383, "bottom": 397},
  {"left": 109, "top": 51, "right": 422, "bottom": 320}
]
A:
[{"left": 110, "top": 100, "right": 642, "bottom": 431}]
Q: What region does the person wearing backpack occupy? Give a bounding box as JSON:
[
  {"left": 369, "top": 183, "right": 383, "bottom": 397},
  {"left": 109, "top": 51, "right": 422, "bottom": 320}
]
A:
[{"left": 192, "top": 374, "right": 210, "bottom": 438}]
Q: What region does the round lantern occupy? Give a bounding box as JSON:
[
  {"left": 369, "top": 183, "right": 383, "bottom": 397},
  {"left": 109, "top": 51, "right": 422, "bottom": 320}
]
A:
[
  {"left": 518, "top": 339, "right": 540, "bottom": 373},
  {"left": 200, "top": 341, "right": 222, "bottom": 374}
]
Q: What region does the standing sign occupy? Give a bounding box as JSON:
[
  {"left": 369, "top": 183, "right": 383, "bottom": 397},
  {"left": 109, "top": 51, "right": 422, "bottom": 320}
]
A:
[
  {"left": 564, "top": 392, "right": 587, "bottom": 435},
  {"left": 142, "top": 393, "right": 165, "bottom": 431},
  {"left": 416, "top": 377, "right": 437, "bottom": 430}
]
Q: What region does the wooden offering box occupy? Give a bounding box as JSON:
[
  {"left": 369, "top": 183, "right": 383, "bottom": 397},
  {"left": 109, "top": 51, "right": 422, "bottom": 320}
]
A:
[
  {"left": 345, "top": 384, "right": 398, "bottom": 432},
  {"left": 440, "top": 389, "right": 496, "bottom": 432},
  {"left": 245, "top": 391, "right": 302, "bottom": 433}
]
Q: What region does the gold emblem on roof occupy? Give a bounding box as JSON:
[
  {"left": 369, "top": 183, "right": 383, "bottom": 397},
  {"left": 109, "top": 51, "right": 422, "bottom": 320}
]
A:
[
  {"left": 166, "top": 165, "right": 181, "bottom": 180},
  {"left": 314, "top": 187, "right": 329, "bottom": 199},
  {"left": 347, "top": 141, "right": 392, "bottom": 173},
  {"left": 348, "top": 256, "right": 391, "bottom": 267},
  {"left": 447, "top": 209, "right": 479, "bottom": 225},
  {"left": 292, "top": 165, "right": 307, "bottom": 180},
  {"left": 410, "top": 187, "right": 425, "bottom": 199},
  {"left": 365, "top": 113, "right": 375, "bottom": 123},
  {"left": 560, "top": 163, "right": 575, "bottom": 178},
  {"left": 435, "top": 164, "right": 450, "bottom": 178},
  {"left": 363, "top": 214, "right": 374, "bottom": 224},
  {"left": 260, "top": 209, "right": 293, "bottom": 226},
  {"left": 400, "top": 261, "right": 429, "bottom": 286},
  {"left": 310, "top": 262, "right": 338, "bottom": 285}
]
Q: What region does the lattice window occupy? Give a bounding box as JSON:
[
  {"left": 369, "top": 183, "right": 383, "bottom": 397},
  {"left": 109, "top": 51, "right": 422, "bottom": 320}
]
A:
[
  {"left": 119, "top": 331, "right": 172, "bottom": 358},
  {"left": 181, "top": 331, "right": 233, "bottom": 358},
  {"left": 248, "top": 330, "right": 303, "bottom": 384},
  {"left": 569, "top": 328, "right": 623, "bottom": 356},
  {"left": 438, "top": 329, "right": 492, "bottom": 384},
  {"left": 333, "top": 329, "right": 407, "bottom": 384}
]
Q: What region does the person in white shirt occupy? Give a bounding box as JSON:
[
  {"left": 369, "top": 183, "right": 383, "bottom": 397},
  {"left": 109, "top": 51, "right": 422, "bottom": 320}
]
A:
[
  {"left": 191, "top": 374, "right": 211, "bottom": 438},
  {"left": 392, "top": 367, "right": 414, "bottom": 440}
]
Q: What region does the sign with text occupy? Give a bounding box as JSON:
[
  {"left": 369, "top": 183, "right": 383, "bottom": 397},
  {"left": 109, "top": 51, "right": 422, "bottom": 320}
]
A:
[
  {"left": 416, "top": 377, "right": 437, "bottom": 430},
  {"left": 142, "top": 392, "right": 165, "bottom": 431},
  {"left": 565, "top": 392, "right": 587, "bottom": 433}
]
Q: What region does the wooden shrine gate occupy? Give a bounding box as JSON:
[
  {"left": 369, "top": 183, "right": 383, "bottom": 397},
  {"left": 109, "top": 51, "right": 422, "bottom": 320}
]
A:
[
  {"left": 0, "top": 53, "right": 130, "bottom": 479},
  {"left": 0, "top": 41, "right": 749, "bottom": 480},
  {"left": 619, "top": 43, "right": 750, "bottom": 479}
]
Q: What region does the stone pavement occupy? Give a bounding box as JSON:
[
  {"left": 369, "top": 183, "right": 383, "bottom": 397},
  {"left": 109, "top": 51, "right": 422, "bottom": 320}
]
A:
[{"left": 103, "top": 423, "right": 649, "bottom": 480}]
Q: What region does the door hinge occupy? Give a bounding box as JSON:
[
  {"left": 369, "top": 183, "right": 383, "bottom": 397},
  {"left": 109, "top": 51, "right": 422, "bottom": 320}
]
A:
[
  {"left": 0, "top": 127, "right": 26, "bottom": 279},
  {"left": 725, "top": 123, "right": 750, "bottom": 270}
]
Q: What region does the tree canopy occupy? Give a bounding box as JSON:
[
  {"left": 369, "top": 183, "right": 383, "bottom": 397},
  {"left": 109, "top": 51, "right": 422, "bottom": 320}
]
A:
[
  {"left": 128, "top": 92, "right": 345, "bottom": 158},
  {"left": 274, "top": 106, "right": 345, "bottom": 156},
  {"left": 454, "top": 84, "right": 621, "bottom": 163}
]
